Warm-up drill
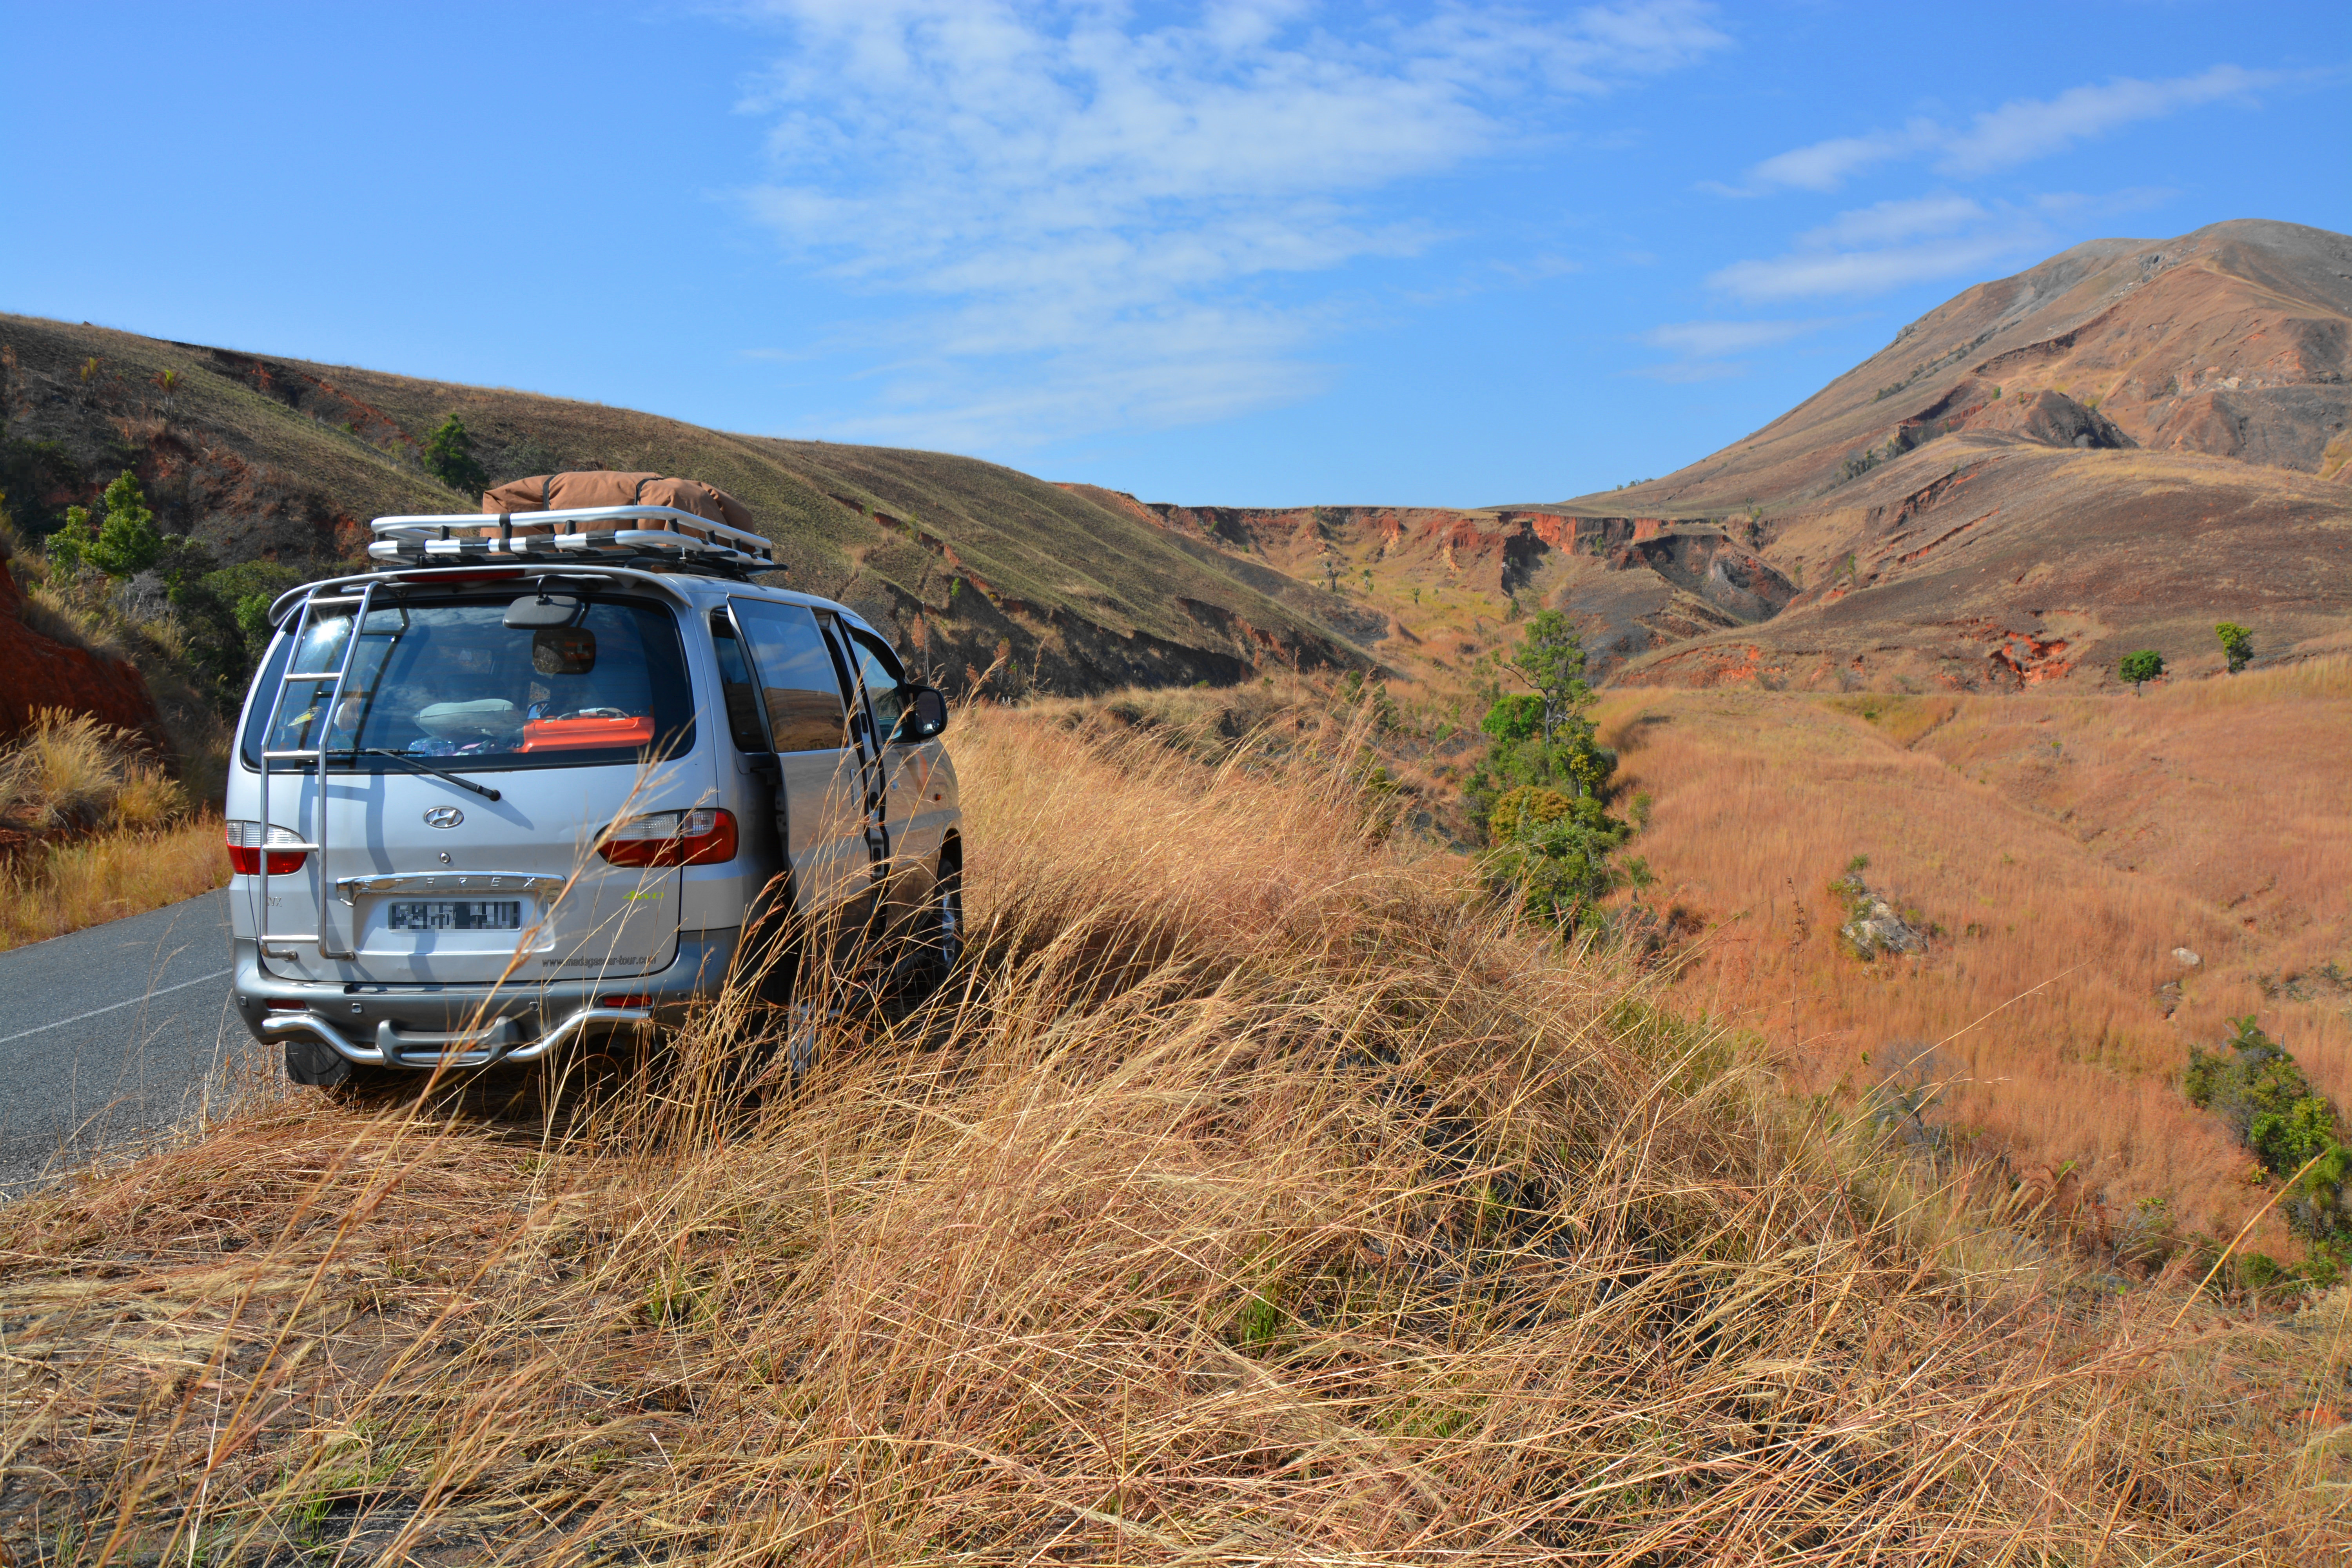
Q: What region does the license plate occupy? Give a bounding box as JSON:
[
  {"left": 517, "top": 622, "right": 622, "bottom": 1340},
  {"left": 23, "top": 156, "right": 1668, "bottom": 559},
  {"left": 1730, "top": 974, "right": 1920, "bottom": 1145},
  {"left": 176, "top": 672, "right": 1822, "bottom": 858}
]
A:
[{"left": 387, "top": 900, "right": 523, "bottom": 931}]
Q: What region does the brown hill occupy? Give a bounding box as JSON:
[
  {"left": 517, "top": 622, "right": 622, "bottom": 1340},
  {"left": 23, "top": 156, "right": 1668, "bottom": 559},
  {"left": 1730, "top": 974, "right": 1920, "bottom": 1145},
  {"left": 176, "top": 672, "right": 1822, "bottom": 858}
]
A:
[
  {"left": 1547, "top": 218, "right": 2352, "bottom": 690},
  {"left": 1068, "top": 490, "right": 1798, "bottom": 688},
  {"left": 0, "top": 315, "right": 1372, "bottom": 707}
]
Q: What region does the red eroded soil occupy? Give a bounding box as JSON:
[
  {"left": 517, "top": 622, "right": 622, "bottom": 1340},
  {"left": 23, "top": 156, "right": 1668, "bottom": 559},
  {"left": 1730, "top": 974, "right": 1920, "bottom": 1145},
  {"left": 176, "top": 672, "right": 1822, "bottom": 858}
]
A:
[{"left": 0, "top": 555, "right": 162, "bottom": 743}]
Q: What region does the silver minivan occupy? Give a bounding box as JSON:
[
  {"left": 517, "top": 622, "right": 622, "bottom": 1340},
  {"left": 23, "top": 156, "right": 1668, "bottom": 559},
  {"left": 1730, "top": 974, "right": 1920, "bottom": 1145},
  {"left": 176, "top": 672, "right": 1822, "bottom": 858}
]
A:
[{"left": 222, "top": 503, "right": 962, "bottom": 1087}]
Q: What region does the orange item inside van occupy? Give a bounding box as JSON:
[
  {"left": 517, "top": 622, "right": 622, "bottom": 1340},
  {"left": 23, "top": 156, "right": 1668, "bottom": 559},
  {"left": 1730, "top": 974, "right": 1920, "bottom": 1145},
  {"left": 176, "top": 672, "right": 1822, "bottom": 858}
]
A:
[{"left": 520, "top": 714, "right": 654, "bottom": 751}]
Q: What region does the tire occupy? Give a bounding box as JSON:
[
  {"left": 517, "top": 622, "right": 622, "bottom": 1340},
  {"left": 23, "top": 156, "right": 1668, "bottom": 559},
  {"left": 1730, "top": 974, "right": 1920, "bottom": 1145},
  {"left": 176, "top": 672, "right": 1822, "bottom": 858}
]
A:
[
  {"left": 899, "top": 851, "right": 963, "bottom": 1005},
  {"left": 283, "top": 1036, "right": 398, "bottom": 1093},
  {"left": 283, "top": 1034, "right": 353, "bottom": 1089}
]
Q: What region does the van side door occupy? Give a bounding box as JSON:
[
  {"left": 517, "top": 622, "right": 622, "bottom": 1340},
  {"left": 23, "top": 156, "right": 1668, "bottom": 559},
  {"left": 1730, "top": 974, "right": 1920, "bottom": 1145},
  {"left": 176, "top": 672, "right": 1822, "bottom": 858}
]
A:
[
  {"left": 727, "top": 598, "right": 867, "bottom": 915},
  {"left": 840, "top": 625, "right": 937, "bottom": 886}
]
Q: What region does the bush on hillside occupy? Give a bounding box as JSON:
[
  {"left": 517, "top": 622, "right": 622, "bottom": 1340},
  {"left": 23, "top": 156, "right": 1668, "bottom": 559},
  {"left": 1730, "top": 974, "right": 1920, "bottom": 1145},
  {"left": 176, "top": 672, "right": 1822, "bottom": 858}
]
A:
[
  {"left": 2215, "top": 621, "right": 2254, "bottom": 674},
  {"left": 2119, "top": 648, "right": 2163, "bottom": 693},
  {"left": 165, "top": 558, "right": 307, "bottom": 709},
  {"left": 423, "top": 414, "right": 488, "bottom": 498},
  {"left": 87, "top": 470, "right": 162, "bottom": 579},
  {"left": 43, "top": 505, "right": 94, "bottom": 581},
  {"left": 1481, "top": 783, "right": 1643, "bottom": 929},
  {"left": 2184, "top": 1016, "right": 2349, "bottom": 1249}
]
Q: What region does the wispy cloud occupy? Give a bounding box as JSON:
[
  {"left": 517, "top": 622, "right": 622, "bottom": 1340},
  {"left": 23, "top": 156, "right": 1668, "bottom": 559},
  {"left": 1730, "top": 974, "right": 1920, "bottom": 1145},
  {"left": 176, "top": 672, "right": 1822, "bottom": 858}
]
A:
[
  {"left": 1733, "top": 120, "right": 1939, "bottom": 194},
  {"left": 1630, "top": 314, "right": 1844, "bottom": 378},
  {"left": 1709, "top": 230, "right": 2041, "bottom": 301},
  {"left": 1796, "top": 194, "right": 1987, "bottom": 249},
  {"left": 734, "top": 1, "right": 1731, "bottom": 446},
  {"left": 1723, "top": 65, "right": 2278, "bottom": 194},
  {"left": 1702, "top": 178, "right": 2195, "bottom": 301},
  {"left": 1938, "top": 65, "right": 2275, "bottom": 175},
  {"left": 1641, "top": 318, "right": 1837, "bottom": 357}
]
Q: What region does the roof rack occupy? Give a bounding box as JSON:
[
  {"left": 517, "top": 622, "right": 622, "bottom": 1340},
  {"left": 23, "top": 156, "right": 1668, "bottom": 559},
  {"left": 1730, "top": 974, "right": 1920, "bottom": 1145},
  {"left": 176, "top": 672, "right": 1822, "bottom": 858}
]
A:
[{"left": 367, "top": 505, "right": 778, "bottom": 570}]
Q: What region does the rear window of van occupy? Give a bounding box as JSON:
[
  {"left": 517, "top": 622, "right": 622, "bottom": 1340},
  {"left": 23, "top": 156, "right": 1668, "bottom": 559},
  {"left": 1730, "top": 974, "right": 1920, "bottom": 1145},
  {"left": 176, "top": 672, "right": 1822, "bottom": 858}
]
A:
[{"left": 240, "top": 594, "right": 695, "bottom": 772}]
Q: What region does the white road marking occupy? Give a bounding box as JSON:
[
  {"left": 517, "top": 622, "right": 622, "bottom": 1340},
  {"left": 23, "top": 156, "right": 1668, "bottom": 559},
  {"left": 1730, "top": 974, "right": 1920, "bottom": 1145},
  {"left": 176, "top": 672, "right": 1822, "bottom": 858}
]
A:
[{"left": 0, "top": 968, "right": 234, "bottom": 1046}]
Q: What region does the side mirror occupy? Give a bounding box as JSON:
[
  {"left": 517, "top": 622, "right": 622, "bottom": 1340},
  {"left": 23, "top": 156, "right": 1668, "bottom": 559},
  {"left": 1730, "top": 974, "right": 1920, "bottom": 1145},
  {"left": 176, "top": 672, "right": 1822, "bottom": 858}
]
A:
[{"left": 895, "top": 686, "right": 949, "bottom": 742}]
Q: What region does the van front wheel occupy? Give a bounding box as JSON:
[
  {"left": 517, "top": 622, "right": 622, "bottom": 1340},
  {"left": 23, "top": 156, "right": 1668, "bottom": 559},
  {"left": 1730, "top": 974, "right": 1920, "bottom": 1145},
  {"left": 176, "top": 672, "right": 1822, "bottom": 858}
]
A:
[{"left": 900, "top": 856, "right": 962, "bottom": 1004}]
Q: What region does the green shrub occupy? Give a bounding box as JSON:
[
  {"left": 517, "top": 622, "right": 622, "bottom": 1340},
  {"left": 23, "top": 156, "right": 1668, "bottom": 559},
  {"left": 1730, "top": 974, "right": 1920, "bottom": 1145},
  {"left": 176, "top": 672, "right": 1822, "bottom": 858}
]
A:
[
  {"left": 1483, "top": 785, "right": 1640, "bottom": 931},
  {"left": 2118, "top": 648, "right": 2163, "bottom": 693},
  {"left": 45, "top": 506, "right": 94, "bottom": 581},
  {"left": 423, "top": 414, "right": 488, "bottom": 498},
  {"left": 2183, "top": 1017, "right": 2348, "bottom": 1241},
  {"left": 2214, "top": 621, "right": 2253, "bottom": 674},
  {"left": 86, "top": 471, "right": 161, "bottom": 579}
]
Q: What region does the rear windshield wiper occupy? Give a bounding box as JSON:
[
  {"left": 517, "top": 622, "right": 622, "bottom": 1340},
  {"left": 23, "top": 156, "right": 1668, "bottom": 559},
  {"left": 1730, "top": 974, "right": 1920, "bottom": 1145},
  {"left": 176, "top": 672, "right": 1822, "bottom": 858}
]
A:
[{"left": 348, "top": 747, "right": 503, "bottom": 801}]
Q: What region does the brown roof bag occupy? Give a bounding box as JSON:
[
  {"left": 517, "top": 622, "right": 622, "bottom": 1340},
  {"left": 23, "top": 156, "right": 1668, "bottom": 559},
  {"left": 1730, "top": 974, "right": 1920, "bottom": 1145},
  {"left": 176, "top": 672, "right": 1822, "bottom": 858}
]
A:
[{"left": 479, "top": 472, "right": 759, "bottom": 537}]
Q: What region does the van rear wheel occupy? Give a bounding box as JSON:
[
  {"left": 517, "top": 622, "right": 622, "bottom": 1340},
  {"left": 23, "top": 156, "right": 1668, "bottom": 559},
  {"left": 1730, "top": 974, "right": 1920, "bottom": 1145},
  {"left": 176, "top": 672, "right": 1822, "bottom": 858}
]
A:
[
  {"left": 283, "top": 1037, "right": 393, "bottom": 1094},
  {"left": 283, "top": 1036, "right": 351, "bottom": 1089}
]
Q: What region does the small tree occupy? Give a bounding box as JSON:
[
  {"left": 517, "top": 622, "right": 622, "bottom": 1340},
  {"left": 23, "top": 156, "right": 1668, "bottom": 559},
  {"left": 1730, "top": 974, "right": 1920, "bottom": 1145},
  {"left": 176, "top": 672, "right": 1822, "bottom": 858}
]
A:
[
  {"left": 1467, "top": 610, "right": 1619, "bottom": 828},
  {"left": 87, "top": 471, "right": 163, "bottom": 579},
  {"left": 46, "top": 507, "right": 94, "bottom": 580},
  {"left": 1321, "top": 556, "right": 1340, "bottom": 593},
  {"left": 2215, "top": 621, "right": 2253, "bottom": 675},
  {"left": 423, "top": 414, "right": 488, "bottom": 498},
  {"left": 153, "top": 368, "right": 179, "bottom": 415},
  {"left": 1500, "top": 610, "right": 1591, "bottom": 750},
  {"left": 2118, "top": 648, "right": 2164, "bottom": 694}
]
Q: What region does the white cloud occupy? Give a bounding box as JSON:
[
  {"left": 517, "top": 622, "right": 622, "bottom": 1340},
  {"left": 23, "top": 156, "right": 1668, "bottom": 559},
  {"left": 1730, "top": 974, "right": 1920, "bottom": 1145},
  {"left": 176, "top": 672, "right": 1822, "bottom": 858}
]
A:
[
  {"left": 1743, "top": 120, "right": 1939, "bottom": 194},
  {"left": 1797, "top": 194, "right": 1985, "bottom": 249},
  {"left": 1708, "top": 229, "right": 2041, "bottom": 301},
  {"left": 1630, "top": 314, "right": 1846, "bottom": 379},
  {"left": 1641, "top": 318, "right": 1838, "bottom": 357},
  {"left": 1724, "top": 65, "right": 2276, "bottom": 194},
  {"left": 734, "top": 1, "right": 1731, "bottom": 446},
  {"left": 1938, "top": 66, "right": 2275, "bottom": 176}
]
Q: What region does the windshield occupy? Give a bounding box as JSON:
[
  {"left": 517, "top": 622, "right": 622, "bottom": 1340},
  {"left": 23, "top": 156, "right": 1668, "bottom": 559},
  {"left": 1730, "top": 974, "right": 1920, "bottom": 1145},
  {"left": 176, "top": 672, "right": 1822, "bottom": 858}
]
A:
[{"left": 241, "top": 593, "right": 695, "bottom": 771}]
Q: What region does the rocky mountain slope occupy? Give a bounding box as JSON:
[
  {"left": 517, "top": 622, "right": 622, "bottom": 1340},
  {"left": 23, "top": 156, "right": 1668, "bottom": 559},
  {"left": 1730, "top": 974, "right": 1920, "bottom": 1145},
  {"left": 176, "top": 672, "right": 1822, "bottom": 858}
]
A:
[
  {"left": 1047, "top": 227, "right": 2352, "bottom": 695},
  {"left": 0, "top": 316, "right": 1372, "bottom": 712},
  {"left": 1543, "top": 219, "right": 2352, "bottom": 689}
]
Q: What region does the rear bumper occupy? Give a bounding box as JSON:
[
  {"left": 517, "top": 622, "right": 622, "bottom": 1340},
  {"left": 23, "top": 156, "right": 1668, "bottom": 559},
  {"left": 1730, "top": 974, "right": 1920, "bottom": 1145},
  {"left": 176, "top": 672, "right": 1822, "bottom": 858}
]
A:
[{"left": 231, "top": 927, "right": 742, "bottom": 1070}]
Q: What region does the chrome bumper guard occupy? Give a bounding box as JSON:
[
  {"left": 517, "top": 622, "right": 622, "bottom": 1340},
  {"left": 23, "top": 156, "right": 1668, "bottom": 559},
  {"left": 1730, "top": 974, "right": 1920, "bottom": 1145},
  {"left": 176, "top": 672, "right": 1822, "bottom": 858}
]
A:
[{"left": 261, "top": 1004, "right": 652, "bottom": 1070}]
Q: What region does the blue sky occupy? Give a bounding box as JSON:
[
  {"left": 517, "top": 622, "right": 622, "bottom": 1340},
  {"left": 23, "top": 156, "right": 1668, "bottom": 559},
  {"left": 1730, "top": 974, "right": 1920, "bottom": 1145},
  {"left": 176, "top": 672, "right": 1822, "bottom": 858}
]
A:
[{"left": 3, "top": 3, "right": 2344, "bottom": 506}]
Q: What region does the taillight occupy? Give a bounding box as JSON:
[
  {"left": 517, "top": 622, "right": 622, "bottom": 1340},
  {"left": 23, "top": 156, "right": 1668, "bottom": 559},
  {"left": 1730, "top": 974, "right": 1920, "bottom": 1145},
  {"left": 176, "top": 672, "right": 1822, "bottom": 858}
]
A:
[
  {"left": 597, "top": 807, "right": 737, "bottom": 867},
  {"left": 225, "top": 820, "right": 308, "bottom": 875}
]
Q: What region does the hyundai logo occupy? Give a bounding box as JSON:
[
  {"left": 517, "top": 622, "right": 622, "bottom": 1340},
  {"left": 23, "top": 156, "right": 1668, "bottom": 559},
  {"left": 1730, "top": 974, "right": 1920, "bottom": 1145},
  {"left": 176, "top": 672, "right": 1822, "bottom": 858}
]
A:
[{"left": 424, "top": 806, "right": 464, "bottom": 829}]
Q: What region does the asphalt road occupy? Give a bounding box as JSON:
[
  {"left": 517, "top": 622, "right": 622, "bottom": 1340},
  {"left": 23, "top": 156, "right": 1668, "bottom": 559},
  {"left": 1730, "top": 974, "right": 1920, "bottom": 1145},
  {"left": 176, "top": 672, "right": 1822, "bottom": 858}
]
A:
[{"left": 0, "top": 889, "right": 242, "bottom": 1192}]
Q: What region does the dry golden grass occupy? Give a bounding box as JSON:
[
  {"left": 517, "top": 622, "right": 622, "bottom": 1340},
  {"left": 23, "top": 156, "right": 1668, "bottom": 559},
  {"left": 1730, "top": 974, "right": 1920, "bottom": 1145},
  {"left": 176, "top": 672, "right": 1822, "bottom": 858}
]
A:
[
  {"left": 0, "top": 817, "right": 228, "bottom": 950},
  {"left": 1599, "top": 664, "right": 2352, "bottom": 1259},
  {"left": 0, "top": 708, "right": 220, "bottom": 949},
  {"left": 2, "top": 700, "right": 2346, "bottom": 1564}
]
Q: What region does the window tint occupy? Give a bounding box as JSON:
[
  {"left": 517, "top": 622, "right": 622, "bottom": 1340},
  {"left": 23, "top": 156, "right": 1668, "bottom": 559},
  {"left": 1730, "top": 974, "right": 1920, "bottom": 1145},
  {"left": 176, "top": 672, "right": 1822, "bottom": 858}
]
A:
[
  {"left": 847, "top": 629, "right": 911, "bottom": 739},
  {"left": 731, "top": 598, "right": 849, "bottom": 752},
  {"left": 241, "top": 595, "right": 693, "bottom": 771},
  {"left": 709, "top": 612, "right": 769, "bottom": 752}
]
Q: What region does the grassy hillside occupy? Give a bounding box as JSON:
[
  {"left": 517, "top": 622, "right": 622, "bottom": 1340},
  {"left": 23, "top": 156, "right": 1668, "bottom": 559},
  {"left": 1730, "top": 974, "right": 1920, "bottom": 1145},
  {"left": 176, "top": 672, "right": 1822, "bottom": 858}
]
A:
[
  {"left": 0, "top": 314, "right": 1372, "bottom": 700},
  {"left": 2, "top": 697, "right": 2344, "bottom": 1563},
  {"left": 1595, "top": 659, "right": 2352, "bottom": 1261}
]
